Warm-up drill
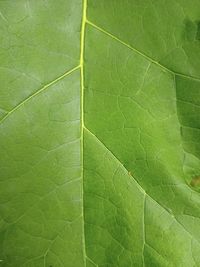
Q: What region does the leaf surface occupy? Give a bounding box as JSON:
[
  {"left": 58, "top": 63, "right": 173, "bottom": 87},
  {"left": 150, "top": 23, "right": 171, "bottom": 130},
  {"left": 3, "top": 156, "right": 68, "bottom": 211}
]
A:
[{"left": 0, "top": 0, "right": 200, "bottom": 266}]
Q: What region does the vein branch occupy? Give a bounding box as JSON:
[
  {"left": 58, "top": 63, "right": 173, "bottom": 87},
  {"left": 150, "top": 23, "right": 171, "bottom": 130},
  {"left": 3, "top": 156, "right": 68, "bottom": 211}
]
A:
[
  {"left": 84, "top": 126, "right": 200, "bottom": 245},
  {"left": 0, "top": 65, "right": 80, "bottom": 125},
  {"left": 86, "top": 19, "right": 200, "bottom": 82},
  {"left": 86, "top": 19, "right": 171, "bottom": 74}
]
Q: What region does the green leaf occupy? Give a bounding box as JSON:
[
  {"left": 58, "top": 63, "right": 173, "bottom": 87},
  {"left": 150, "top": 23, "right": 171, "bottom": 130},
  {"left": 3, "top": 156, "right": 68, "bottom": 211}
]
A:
[{"left": 0, "top": 1, "right": 200, "bottom": 266}]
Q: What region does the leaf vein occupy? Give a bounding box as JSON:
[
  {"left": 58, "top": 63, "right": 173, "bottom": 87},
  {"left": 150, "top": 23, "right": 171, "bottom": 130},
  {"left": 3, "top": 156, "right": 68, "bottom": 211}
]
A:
[
  {"left": 0, "top": 65, "right": 80, "bottom": 125},
  {"left": 86, "top": 19, "right": 200, "bottom": 82}
]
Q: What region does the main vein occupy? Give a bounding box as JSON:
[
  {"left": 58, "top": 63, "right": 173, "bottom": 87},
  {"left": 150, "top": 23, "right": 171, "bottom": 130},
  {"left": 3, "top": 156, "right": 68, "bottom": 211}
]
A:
[{"left": 80, "top": 0, "right": 87, "bottom": 265}]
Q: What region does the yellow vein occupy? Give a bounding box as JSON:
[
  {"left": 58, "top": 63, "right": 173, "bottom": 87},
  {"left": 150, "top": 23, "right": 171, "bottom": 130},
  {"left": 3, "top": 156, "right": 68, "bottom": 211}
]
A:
[
  {"left": 80, "top": 0, "right": 87, "bottom": 266},
  {"left": 86, "top": 20, "right": 200, "bottom": 82},
  {"left": 0, "top": 65, "right": 80, "bottom": 125}
]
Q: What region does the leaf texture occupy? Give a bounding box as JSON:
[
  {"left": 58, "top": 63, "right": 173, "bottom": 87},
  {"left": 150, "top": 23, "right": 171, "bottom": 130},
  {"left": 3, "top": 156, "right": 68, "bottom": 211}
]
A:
[{"left": 0, "top": 0, "right": 200, "bottom": 266}]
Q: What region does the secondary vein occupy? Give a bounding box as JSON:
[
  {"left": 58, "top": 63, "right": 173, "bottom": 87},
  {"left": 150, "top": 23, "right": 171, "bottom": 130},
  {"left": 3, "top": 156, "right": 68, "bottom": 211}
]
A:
[
  {"left": 84, "top": 125, "right": 200, "bottom": 245},
  {"left": 86, "top": 19, "right": 200, "bottom": 82},
  {"left": 0, "top": 65, "right": 80, "bottom": 125}
]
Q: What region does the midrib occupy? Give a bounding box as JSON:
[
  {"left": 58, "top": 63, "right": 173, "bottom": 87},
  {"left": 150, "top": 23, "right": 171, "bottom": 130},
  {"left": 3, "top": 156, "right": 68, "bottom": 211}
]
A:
[{"left": 80, "top": 0, "right": 87, "bottom": 266}]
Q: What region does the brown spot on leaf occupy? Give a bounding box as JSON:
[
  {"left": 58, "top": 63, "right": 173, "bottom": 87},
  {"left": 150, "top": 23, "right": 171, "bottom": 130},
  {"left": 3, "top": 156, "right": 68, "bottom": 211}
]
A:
[{"left": 190, "top": 176, "right": 200, "bottom": 187}]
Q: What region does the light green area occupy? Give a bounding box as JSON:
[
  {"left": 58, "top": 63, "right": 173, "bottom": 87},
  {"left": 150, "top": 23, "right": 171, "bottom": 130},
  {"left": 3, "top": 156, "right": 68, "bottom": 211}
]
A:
[
  {"left": 0, "top": 0, "right": 200, "bottom": 266},
  {"left": 0, "top": 69, "right": 83, "bottom": 266},
  {"left": 84, "top": 129, "right": 145, "bottom": 267},
  {"left": 0, "top": 1, "right": 83, "bottom": 266},
  {"left": 84, "top": 19, "right": 200, "bottom": 266},
  {"left": 0, "top": 0, "right": 81, "bottom": 119}
]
